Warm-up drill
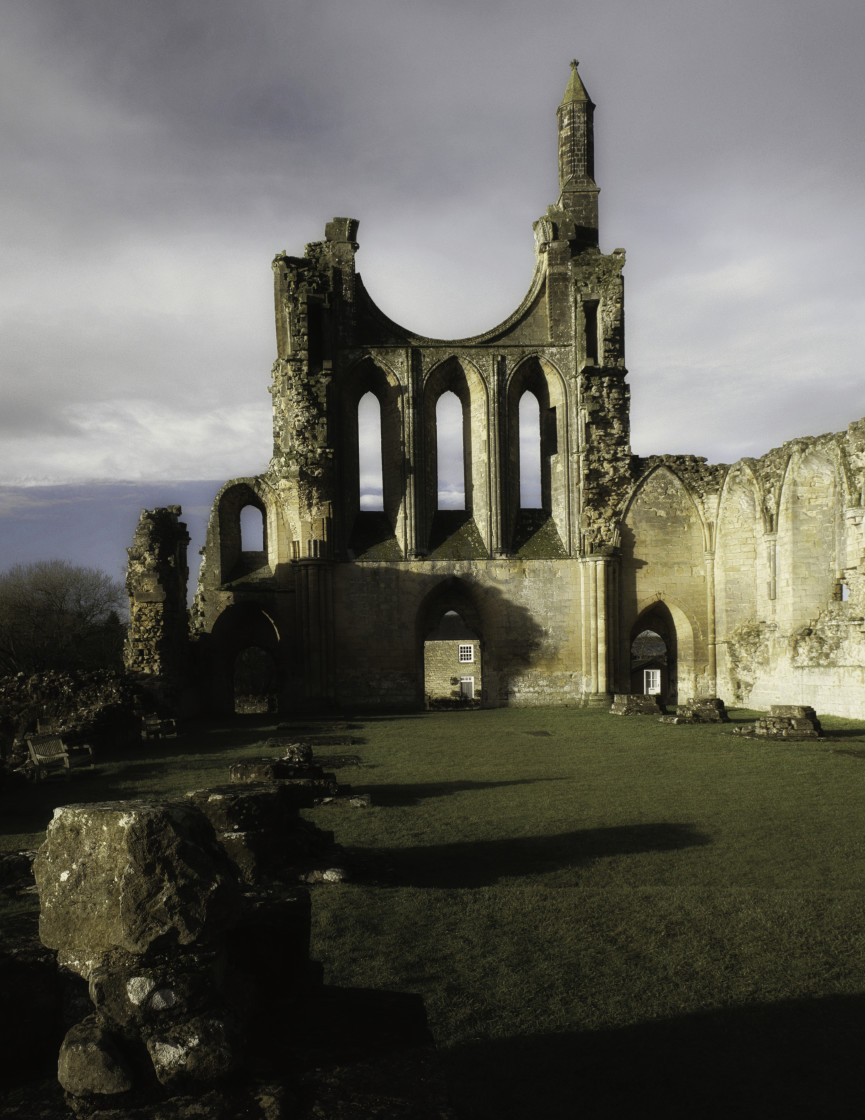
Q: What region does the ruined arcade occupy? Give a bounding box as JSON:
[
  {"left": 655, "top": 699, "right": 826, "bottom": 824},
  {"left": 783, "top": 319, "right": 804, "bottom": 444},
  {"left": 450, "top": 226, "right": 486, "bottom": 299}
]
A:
[{"left": 127, "top": 61, "right": 865, "bottom": 719}]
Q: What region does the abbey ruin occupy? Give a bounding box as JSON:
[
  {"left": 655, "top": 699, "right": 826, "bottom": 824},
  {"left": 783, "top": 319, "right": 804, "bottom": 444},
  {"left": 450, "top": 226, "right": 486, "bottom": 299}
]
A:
[{"left": 127, "top": 62, "right": 865, "bottom": 720}]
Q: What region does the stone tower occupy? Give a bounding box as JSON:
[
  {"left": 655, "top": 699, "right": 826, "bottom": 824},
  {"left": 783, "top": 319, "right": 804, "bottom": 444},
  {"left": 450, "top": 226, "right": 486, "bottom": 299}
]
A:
[{"left": 188, "top": 61, "right": 634, "bottom": 711}]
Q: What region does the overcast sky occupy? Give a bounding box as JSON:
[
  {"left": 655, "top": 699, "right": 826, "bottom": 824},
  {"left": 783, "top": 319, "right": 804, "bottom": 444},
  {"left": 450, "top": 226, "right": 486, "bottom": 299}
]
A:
[{"left": 1, "top": 0, "right": 863, "bottom": 580}]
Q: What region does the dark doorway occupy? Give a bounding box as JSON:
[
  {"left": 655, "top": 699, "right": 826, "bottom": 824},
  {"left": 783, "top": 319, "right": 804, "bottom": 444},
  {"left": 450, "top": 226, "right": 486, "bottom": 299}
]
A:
[{"left": 233, "top": 645, "right": 279, "bottom": 714}]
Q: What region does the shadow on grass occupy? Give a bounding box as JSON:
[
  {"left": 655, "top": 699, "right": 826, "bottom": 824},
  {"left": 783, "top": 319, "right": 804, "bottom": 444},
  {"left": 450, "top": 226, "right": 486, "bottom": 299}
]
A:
[
  {"left": 355, "top": 822, "right": 709, "bottom": 887},
  {"left": 0, "top": 719, "right": 288, "bottom": 839},
  {"left": 445, "top": 993, "right": 865, "bottom": 1119},
  {"left": 368, "top": 778, "right": 571, "bottom": 808}
]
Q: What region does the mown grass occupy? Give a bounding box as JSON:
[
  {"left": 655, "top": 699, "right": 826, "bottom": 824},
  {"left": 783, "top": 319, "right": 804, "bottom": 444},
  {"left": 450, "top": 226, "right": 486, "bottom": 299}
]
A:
[{"left": 3, "top": 706, "right": 865, "bottom": 1117}]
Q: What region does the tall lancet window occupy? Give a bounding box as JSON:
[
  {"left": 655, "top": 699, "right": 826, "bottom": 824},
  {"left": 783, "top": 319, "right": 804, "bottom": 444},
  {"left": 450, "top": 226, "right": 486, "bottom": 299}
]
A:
[
  {"left": 437, "top": 391, "right": 465, "bottom": 509},
  {"left": 240, "top": 504, "right": 265, "bottom": 552},
  {"left": 519, "top": 391, "right": 542, "bottom": 508},
  {"left": 357, "top": 391, "right": 384, "bottom": 510}
]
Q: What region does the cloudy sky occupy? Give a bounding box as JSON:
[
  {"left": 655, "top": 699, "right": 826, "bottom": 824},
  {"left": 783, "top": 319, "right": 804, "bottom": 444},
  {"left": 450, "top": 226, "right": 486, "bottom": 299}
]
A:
[{"left": 1, "top": 0, "right": 863, "bottom": 586}]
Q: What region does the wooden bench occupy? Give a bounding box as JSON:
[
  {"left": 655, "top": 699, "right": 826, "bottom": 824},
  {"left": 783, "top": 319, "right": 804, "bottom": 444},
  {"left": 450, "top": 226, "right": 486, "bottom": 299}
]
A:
[
  {"left": 140, "top": 714, "right": 177, "bottom": 741},
  {"left": 26, "top": 734, "right": 94, "bottom": 781}
]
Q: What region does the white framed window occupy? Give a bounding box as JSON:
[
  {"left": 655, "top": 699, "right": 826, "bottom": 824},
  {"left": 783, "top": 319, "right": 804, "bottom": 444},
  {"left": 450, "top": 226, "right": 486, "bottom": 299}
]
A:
[
  {"left": 460, "top": 676, "right": 474, "bottom": 699},
  {"left": 458, "top": 644, "right": 474, "bottom": 663},
  {"left": 643, "top": 669, "right": 661, "bottom": 695}
]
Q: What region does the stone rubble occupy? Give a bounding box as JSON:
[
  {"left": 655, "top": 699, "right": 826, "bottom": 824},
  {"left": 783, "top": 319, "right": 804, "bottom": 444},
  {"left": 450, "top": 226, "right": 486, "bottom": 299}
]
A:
[
  {"left": 733, "top": 704, "right": 824, "bottom": 741},
  {"left": 658, "top": 697, "right": 730, "bottom": 725},
  {"left": 610, "top": 693, "right": 666, "bottom": 716}
]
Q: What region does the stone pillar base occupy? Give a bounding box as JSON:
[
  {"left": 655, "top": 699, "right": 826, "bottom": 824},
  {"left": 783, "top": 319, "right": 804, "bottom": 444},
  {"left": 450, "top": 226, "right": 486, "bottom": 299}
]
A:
[{"left": 582, "top": 691, "right": 612, "bottom": 708}]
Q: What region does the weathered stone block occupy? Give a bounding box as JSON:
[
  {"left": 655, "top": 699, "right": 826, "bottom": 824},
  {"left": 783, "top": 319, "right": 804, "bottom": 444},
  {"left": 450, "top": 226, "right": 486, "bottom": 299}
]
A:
[
  {"left": 34, "top": 801, "right": 241, "bottom": 975},
  {"left": 227, "top": 760, "right": 341, "bottom": 805},
  {"left": 611, "top": 693, "right": 666, "bottom": 716},
  {"left": 185, "top": 783, "right": 288, "bottom": 834},
  {"left": 668, "top": 696, "right": 730, "bottom": 724},
  {"left": 734, "top": 704, "right": 824, "bottom": 740},
  {"left": 263, "top": 739, "right": 314, "bottom": 764}
]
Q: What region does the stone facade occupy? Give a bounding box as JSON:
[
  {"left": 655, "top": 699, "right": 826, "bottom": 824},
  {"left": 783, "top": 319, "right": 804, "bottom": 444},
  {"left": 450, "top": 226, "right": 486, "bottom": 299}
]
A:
[{"left": 127, "top": 61, "right": 865, "bottom": 719}]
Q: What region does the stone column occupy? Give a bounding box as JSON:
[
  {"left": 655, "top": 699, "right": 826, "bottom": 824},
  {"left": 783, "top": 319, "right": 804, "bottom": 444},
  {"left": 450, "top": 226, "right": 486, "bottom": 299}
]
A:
[
  {"left": 491, "top": 355, "right": 508, "bottom": 556},
  {"left": 765, "top": 532, "right": 778, "bottom": 601},
  {"left": 704, "top": 549, "right": 717, "bottom": 695},
  {"left": 295, "top": 558, "right": 335, "bottom": 709},
  {"left": 407, "top": 349, "right": 426, "bottom": 557},
  {"left": 580, "top": 554, "right": 613, "bottom": 705}
]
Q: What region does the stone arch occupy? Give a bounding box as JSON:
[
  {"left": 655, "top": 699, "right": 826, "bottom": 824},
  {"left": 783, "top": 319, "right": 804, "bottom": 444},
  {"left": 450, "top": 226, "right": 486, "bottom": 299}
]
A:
[
  {"left": 416, "top": 577, "right": 487, "bottom": 707},
  {"left": 628, "top": 598, "right": 695, "bottom": 705},
  {"left": 776, "top": 445, "right": 843, "bottom": 630},
  {"left": 206, "top": 602, "right": 283, "bottom": 714},
  {"left": 214, "top": 480, "right": 271, "bottom": 583},
  {"left": 715, "top": 462, "right": 763, "bottom": 640},
  {"left": 618, "top": 466, "right": 708, "bottom": 699},
  {"left": 506, "top": 356, "right": 570, "bottom": 551},
  {"left": 337, "top": 357, "right": 404, "bottom": 557},
  {"left": 423, "top": 357, "right": 490, "bottom": 552}
]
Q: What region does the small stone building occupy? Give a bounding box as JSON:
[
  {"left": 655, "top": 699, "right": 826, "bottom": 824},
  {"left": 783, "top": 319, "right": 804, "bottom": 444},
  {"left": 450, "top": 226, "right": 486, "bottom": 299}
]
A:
[
  {"left": 127, "top": 61, "right": 865, "bottom": 718},
  {"left": 423, "top": 611, "right": 482, "bottom": 707}
]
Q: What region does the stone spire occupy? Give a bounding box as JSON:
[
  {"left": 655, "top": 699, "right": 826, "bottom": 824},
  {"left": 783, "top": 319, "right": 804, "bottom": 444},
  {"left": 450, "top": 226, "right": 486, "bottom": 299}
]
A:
[{"left": 556, "top": 59, "right": 599, "bottom": 244}]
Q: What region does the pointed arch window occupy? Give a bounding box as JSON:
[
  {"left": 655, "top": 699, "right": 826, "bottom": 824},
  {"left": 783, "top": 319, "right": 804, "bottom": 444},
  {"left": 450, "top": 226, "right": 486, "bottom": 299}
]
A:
[
  {"left": 519, "top": 390, "right": 542, "bottom": 508},
  {"left": 437, "top": 390, "right": 465, "bottom": 510},
  {"left": 357, "top": 391, "right": 384, "bottom": 510},
  {"left": 240, "top": 504, "right": 265, "bottom": 552}
]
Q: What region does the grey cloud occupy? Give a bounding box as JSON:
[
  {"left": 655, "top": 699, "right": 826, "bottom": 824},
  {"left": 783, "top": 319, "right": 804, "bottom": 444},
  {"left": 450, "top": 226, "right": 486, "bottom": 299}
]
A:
[{"left": 1, "top": 0, "right": 863, "bottom": 486}]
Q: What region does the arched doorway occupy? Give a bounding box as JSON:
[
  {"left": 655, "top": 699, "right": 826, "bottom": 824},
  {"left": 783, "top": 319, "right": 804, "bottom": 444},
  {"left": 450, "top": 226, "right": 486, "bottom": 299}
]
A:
[
  {"left": 233, "top": 645, "right": 279, "bottom": 714},
  {"left": 630, "top": 603, "right": 678, "bottom": 705},
  {"left": 423, "top": 610, "right": 482, "bottom": 708},
  {"left": 208, "top": 603, "right": 282, "bottom": 715},
  {"left": 416, "top": 578, "right": 486, "bottom": 708}
]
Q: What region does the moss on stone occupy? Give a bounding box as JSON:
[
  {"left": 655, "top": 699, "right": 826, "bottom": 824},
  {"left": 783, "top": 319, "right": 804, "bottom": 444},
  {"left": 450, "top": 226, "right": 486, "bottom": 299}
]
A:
[
  {"left": 512, "top": 512, "right": 568, "bottom": 558},
  {"left": 428, "top": 513, "right": 487, "bottom": 560}
]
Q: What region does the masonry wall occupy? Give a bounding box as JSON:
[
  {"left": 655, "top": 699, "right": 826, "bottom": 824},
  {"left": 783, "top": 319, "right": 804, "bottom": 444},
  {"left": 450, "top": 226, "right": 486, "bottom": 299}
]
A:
[
  {"left": 330, "top": 560, "right": 586, "bottom": 709},
  {"left": 618, "top": 466, "right": 711, "bottom": 703},
  {"left": 424, "top": 639, "right": 482, "bottom": 705},
  {"left": 127, "top": 68, "right": 865, "bottom": 721}
]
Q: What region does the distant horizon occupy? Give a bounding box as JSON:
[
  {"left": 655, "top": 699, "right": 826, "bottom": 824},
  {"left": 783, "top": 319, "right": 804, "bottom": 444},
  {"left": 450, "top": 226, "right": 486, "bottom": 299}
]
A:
[{"left": 0, "top": 480, "right": 222, "bottom": 599}]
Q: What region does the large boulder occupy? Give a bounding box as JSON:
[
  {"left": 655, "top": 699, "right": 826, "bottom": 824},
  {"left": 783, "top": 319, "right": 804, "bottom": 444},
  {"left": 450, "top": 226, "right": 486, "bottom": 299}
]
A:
[
  {"left": 34, "top": 800, "right": 241, "bottom": 977},
  {"left": 57, "top": 1014, "right": 134, "bottom": 1096}
]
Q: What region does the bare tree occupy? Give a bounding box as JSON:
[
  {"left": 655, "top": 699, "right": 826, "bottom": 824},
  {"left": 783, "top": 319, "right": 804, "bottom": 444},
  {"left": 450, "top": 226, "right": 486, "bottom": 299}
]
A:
[{"left": 0, "top": 560, "right": 125, "bottom": 674}]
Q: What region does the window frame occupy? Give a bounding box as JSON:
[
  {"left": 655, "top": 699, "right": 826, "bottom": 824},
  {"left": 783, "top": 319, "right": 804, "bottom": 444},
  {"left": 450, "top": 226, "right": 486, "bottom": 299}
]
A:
[{"left": 643, "top": 668, "right": 661, "bottom": 695}]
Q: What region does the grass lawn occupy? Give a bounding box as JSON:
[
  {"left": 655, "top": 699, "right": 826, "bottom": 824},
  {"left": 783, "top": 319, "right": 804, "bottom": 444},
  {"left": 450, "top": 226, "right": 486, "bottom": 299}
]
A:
[{"left": 3, "top": 706, "right": 865, "bottom": 1117}]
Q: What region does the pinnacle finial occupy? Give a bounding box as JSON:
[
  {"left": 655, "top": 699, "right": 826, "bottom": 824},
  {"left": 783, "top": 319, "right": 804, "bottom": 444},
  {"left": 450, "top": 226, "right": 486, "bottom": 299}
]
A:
[{"left": 560, "top": 59, "right": 591, "bottom": 106}]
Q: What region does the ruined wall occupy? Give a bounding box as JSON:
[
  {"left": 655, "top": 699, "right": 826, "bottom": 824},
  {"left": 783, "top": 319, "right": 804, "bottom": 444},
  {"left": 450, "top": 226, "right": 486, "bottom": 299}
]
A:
[
  {"left": 618, "top": 464, "right": 714, "bottom": 702},
  {"left": 135, "top": 64, "right": 865, "bottom": 720},
  {"left": 125, "top": 506, "right": 190, "bottom": 709},
  {"left": 713, "top": 422, "right": 865, "bottom": 718}
]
